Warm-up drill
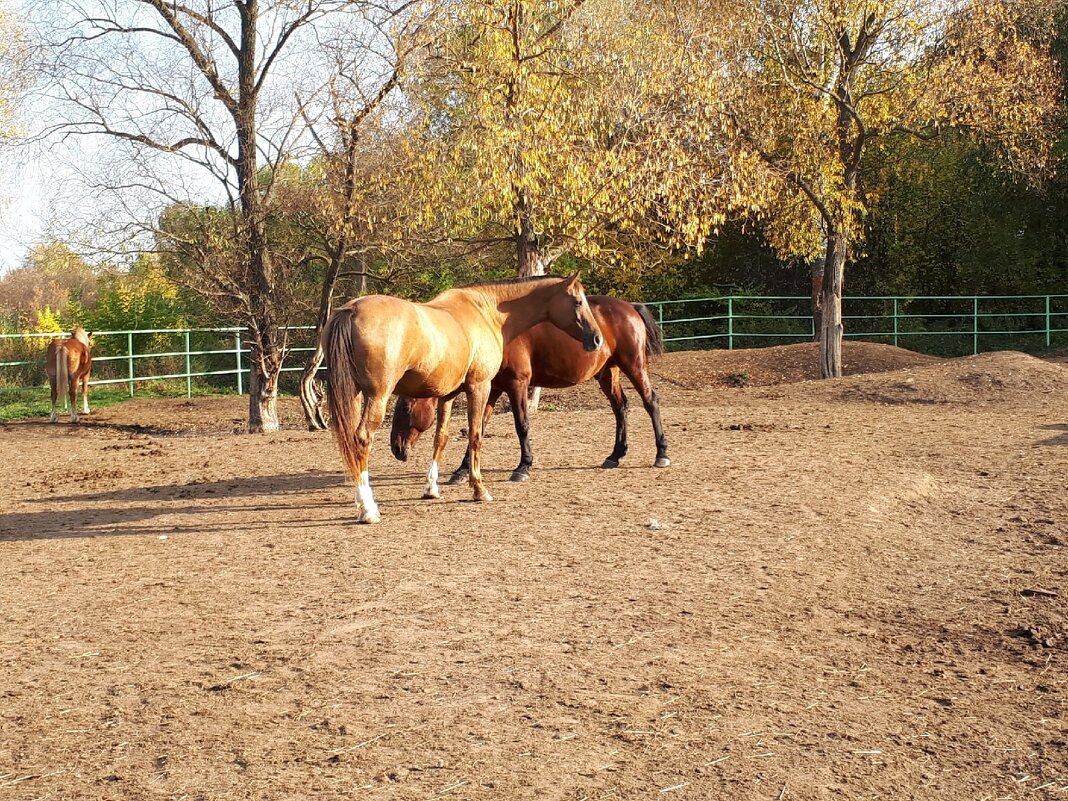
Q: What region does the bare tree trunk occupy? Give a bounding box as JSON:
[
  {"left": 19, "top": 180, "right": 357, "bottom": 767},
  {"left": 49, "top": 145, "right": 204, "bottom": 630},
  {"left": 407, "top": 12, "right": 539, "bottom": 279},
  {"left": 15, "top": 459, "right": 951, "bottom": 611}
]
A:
[
  {"left": 517, "top": 219, "right": 547, "bottom": 411},
  {"left": 819, "top": 229, "right": 847, "bottom": 379},
  {"left": 299, "top": 253, "right": 345, "bottom": 430}
]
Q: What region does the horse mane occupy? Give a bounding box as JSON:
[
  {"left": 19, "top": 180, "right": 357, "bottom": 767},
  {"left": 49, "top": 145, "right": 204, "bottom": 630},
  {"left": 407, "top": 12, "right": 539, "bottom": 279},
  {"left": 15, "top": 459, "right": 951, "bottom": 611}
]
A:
[{"left": 460, "top": 274, "right": 563, "bottom": 289}]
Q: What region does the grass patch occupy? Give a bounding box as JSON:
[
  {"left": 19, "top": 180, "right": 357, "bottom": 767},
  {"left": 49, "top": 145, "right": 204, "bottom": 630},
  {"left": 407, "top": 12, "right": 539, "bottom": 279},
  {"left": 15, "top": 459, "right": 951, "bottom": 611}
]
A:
[{"left": 0, "top": 382, "right": 235, "bottom": 424}]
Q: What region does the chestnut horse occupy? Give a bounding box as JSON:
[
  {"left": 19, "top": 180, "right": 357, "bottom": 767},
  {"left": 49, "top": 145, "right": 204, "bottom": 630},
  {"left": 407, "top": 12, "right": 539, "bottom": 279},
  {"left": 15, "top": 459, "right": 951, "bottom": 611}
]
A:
[
  {"left": 323, "top": 272, "right": 603, "bottom": 523},
  {"left": 390, "top": 296, "right": 670, "bottom": 483},
  {"left": 46, "top": 326, "right": 92, "bottom": 424}
]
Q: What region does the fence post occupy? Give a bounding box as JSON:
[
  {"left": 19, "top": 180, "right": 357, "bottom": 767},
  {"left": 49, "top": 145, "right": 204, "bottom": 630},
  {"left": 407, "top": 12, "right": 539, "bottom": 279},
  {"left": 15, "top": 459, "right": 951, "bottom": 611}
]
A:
[
  {"left": 185, "top": 330, "right": 192, "bottom": 398},
  {"left": 235, "top": 330, "right": 243, "bottom": 395},
  {"left": 1046, "top": 295, "right": 1052, "bottom": 350},
  {"left": 892, "top": 298, "right": 899, "bottom": 348},
  {"left": 127, "top": 332, "right": 135, "bottom": 397},
  {"left": 972, "top": 296, "right": 979, "bottom": 355},
  {"left": 727, "top": 297, "right": 734, "bottom": 350}
]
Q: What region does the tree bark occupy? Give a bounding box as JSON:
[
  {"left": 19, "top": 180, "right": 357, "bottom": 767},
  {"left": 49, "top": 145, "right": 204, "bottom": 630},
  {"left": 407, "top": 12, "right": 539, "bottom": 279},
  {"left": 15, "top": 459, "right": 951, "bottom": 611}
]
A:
[
  {"left": 236, "top": 0, "right": 282, "bottom": 433},
  {"left": 517, "top": 217, "right": 547, "bottom": 411},
  {"left": 819, "top": 228, "right": 847, "bottom": 379},
  {"left": 299, "top": 253, "right": 343, "bottom": 430}
]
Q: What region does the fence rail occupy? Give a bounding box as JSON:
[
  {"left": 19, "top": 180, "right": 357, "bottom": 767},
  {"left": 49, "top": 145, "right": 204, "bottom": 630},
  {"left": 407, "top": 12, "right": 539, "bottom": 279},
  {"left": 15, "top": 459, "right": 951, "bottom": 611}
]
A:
[{"left": 2, "top": 294, "right": 1066, "bottom": 397}]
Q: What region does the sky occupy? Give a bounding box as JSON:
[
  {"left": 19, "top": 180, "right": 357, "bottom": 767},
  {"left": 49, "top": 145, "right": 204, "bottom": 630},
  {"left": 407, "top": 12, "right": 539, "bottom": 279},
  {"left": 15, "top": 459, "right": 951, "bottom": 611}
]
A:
[{"left": 0, "top": 157, "right": 48, "bottom": 273}]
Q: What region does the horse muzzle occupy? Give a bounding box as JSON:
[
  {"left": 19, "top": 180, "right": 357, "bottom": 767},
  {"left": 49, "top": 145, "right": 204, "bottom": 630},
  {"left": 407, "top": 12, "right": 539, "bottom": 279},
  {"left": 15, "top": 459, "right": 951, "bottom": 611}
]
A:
[{"left": 390, "top": 442, "right": 409, "bottom": 462}]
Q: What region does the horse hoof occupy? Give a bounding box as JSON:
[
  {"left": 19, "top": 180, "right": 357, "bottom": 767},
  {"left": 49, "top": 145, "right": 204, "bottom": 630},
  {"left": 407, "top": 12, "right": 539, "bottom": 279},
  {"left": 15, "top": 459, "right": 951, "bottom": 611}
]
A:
[
  {"left": 654, "top": 457, "right": 671, "bottom": 468},
  {"left": 509, "top": 470, "right": 530, "bottom": 482},
  {"left": 357, "top": 511, "right": 382, "bottom": 524},
  {"left": 422, "top": 490, "right": 441, "bottom": 500},
  {"left": 474, "top": 491, "right": 494, "bottom": 502},
  {"left": 447, "top": 472, "right": 469, "bottom": 486},
  {"left": 601, "top": 458, "right": 620, "bottom": 469}
]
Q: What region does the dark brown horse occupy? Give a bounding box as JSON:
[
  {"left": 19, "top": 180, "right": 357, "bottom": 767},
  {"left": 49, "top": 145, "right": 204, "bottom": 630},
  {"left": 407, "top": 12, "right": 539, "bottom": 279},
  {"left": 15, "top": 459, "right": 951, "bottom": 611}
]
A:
[
  {"left": 46, "top": 326, "right": 92, "bottom": 424},
  {"left": 390, "top": 296, "right": 669, "bottom": 483},
  {"left": 323, "top": 272, "right": 603, "bottom": 523}
]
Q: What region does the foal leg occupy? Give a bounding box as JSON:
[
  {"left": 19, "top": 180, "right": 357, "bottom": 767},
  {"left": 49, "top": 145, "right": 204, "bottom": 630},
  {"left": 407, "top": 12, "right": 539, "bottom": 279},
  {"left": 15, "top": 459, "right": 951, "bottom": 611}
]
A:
[
  {"left": 508, "top": 381, "right": 534, "bottom": 482},
  {"left": 48, "top": 377, "right": 58, "bottom": 423},
  {"left": 423, "top": 398, "right": 453, "bottom": 499},
  {"left": 353, "top": 392, "right": 389, "bottom": 523},
  {"left": 448, "top": 388, "right": 500, "bottom": 485},
  {"left": 81, "top": 372, "right": 91, "bottom": 415},
  {"left": 598, "top": 367, "right": 630, "bottom": 468},
  {"left": 68, "top": 371, "right": 79, "bottom": 424},
  {"left": 620, "top": 362, "right": 670, "bottom": 468},
  {"left": 466, "top": 381, "right": 493, "bottom": 502}
]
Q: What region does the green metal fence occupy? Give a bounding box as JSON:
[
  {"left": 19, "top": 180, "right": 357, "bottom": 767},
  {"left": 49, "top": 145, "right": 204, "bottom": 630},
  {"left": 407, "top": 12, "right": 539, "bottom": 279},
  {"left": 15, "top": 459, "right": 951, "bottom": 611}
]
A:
[
  {"left": 644, "top": 294, "right": 1068, "bottom": 356},
  {"left": 1, "top": 294, "right": 1065, "bottom": 396}
]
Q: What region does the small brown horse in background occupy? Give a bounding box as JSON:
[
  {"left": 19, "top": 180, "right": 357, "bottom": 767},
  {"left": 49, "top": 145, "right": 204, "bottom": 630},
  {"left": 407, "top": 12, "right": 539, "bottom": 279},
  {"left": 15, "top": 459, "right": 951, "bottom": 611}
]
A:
[
  {"left": 46, "top": 326, "right": 92, "bottom": 423},
  {"left": 391, "top": 296, "right": 670, "bottom": 483},
  {"left": 323, "top": 272, "right": 603, "bottom": 523}
]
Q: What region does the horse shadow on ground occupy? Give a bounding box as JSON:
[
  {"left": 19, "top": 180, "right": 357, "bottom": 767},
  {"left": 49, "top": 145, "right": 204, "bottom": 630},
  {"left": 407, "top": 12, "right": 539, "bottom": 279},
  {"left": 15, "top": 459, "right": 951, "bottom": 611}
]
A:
[
  {"left": 0, "top": 468, "right": 505, "bottom": 542},
  {"left": 1037, "top": 423, "right": 1068, "bottom": 447}
]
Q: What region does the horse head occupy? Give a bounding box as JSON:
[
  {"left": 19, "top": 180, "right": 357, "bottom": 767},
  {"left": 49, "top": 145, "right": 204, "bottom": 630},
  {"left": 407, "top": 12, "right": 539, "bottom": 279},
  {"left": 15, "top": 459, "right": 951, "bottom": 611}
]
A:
[
  {"left": 390, "top": 396, "right": 437, "bottom": 461},
  {"left": 546, "top": 271, "right": 604, "bottom": 352}
]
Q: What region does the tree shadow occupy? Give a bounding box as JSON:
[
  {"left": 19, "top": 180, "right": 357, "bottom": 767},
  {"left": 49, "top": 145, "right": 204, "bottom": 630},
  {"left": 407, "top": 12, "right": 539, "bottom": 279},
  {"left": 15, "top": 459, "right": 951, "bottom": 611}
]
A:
[{"left": 1037, "top": 423, "right": 1068, "bottom": 447}]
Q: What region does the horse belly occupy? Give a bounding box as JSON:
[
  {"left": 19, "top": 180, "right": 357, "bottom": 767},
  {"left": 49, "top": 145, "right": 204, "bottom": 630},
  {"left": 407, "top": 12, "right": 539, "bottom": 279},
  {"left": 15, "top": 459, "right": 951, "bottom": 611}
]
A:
[
  {"left": 394, "top": 363, "right": 468, "bottom": 399},
  {"left": 526, "top": 335, "right": 604, "bottom": 388}
]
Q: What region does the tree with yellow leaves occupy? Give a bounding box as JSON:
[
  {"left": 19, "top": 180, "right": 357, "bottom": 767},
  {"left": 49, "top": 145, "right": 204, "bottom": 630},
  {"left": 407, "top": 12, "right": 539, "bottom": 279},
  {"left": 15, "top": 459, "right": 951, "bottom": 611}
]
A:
[
  {"left": 659, "top": 0, "right": 1062, "bottom": 376},
  {"left": 401, "top": 0, "right": 686, "bottom": 278}
]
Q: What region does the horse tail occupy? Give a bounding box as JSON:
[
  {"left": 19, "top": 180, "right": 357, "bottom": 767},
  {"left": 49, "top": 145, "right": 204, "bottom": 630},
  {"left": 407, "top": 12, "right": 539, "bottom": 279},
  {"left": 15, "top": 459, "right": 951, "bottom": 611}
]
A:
[
  {"left": 56, "top": 342, "right": 69, "bottom": 397},
  {"left": 323, "top": 306, "right": 363, "bottom": 481},
  {"left": 633, "top": 303, "right": 666, "bottom": 360}
]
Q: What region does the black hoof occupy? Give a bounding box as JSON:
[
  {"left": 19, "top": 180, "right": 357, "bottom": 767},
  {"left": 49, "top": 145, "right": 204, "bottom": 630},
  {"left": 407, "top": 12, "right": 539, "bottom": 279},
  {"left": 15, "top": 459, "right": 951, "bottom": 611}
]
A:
[
  {"left": 509, "top": 469, "right": 531, "bottom": 482},
  {"left": 654, "top": 456, "right": 671, "bottom": 468},
  {"left": 447, "top": 471, "right": 469, "bottom": 485},
  {"left": 601, "top": 458, "right": 620, "bottom": 469}
]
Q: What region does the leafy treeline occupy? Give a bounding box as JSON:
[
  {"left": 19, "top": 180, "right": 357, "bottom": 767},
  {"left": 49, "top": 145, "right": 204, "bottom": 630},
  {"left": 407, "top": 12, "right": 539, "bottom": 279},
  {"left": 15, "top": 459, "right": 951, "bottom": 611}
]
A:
[{"left": 4, "top": 0, "right": 1065, "bottom": 429}]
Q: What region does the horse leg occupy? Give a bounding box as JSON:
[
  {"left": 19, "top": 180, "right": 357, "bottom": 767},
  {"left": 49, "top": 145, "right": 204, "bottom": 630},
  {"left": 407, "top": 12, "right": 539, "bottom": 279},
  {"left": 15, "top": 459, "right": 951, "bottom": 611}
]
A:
[
  {"left": 424, "top": 398, "right": 453, "bottom": 499},
  {"left": 68, "top": 365, "right": 79, "bottom": 424},
  {"left": 508, "top": 380, "right": 534, "bottom": 482},
  {"left": 353, "top": 392, "right": 388, "bottom": 523},
  {"left": 448, "top": 387, "right": 500, "bottom": 485},
  {"left": 48, "top": 375, "right": 58, "bottom": 423},
  {"left": 466, "top": 381, "right": 493, "bottom": 502},
  {"left": 598, "top": 367, "right": 630, "bottom": 468},
  {"left": 620, "top": 362, "right": 670, "bottom": 468},
  {"left": 81, "top": 372, "right": 90, "bottom": 415}
]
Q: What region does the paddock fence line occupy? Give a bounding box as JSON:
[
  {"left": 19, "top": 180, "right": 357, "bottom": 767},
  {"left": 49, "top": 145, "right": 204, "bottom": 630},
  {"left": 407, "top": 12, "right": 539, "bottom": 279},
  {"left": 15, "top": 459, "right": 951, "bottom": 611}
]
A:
[{"left": 1, "top": 295, "right": 1065, "bottom": 397}]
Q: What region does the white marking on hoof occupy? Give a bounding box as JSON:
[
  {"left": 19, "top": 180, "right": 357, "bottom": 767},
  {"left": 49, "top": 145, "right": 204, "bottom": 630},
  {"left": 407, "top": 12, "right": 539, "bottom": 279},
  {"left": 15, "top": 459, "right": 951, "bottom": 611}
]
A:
[
  {"left": 49, "top": 410, "right": 58, "bottom": 423},
  {"left": 424, "top": 460, "right": 441, "bottom": 499},
  {"left": 474, "top": 488, "right": 493, "bottom": 502},
  {"left": 355, "top": 471, "right": 380, "bottom": 522},
  {"left": 70, "top": 411, "right": 79, "bottom": 424},
  {"left": 654, "top": 457, "right": 671, "bottom": 468}
]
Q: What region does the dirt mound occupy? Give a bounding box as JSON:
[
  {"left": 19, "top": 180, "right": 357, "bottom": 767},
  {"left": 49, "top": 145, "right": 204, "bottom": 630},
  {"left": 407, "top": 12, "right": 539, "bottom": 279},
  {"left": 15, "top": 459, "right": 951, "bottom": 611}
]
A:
[
  {"left": 652, "top": 341, "right": 938, "bottom": 390},
  {"left": 792, "top": 350, "right": 1068, "bottom": 407}
]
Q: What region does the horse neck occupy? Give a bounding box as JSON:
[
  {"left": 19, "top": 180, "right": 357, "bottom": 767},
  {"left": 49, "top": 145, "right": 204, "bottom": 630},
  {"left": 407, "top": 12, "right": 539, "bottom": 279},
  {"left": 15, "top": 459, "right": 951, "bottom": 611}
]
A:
[{"left": 469, "top": 278, "right": 564, "bottom": 344}]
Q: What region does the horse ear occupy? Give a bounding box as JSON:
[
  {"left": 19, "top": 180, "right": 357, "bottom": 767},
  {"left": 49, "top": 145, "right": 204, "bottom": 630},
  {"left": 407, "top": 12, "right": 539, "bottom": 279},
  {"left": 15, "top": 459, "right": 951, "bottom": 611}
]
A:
[{"left": 565, "top": 270, "right": 582, "bottom": 288}]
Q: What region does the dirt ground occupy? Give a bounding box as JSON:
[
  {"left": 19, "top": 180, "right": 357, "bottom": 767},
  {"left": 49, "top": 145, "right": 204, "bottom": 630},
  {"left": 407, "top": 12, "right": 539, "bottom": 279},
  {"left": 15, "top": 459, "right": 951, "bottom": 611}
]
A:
[{"left": 1, "top": 342, "right": 1066, "bottom": 801}]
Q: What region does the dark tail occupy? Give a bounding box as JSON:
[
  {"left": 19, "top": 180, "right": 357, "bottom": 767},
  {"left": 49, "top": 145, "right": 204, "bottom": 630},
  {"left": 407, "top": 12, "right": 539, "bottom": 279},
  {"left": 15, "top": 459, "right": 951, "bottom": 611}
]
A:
[
  {"left": 633, "top": 303, "right": 666, "bottom": 359},
  {"left": 323, "top": 306, "right": 363, "bottom": 480}
]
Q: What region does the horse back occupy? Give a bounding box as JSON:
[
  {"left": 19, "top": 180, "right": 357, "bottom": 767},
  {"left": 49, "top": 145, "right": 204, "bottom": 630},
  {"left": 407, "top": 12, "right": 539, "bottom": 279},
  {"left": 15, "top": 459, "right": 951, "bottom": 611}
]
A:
[{"left": 46, "top": 337, "right": 92, "bottom": 381}]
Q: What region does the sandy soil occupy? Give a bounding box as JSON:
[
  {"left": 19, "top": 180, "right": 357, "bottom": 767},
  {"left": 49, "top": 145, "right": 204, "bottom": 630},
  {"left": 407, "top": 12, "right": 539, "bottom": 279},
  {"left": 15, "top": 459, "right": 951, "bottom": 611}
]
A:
[{"left": 1, "top": 343, "right": 1066, "bottom": 801}]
